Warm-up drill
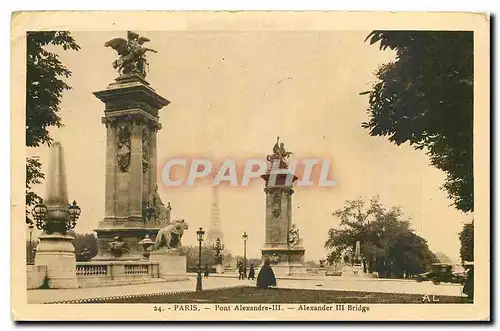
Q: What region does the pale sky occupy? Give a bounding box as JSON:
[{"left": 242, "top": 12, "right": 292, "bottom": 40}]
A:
[{"left": 27, "top": 31, "right": 472, "bottom": 262}]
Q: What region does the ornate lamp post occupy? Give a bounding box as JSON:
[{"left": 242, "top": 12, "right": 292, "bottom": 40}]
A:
[
  {"left": 212, "top": 237, "right": 224, "bottom": 273},
  {"left": 196, "top": 227, "right": 205, "bottom": 291},
  {"left": 242, "top": 232, "right": 248, "bottom": 278},
  {"left": 31, "top": 199, "right": 81, "bottom": 234},
  {"left": 33, "top": 142, "right": 81, "bottom": 288},
  {"left": 212, "top": 237, "right": 224, "bottom": 261},
  {"left": 27, "top": 222, "right": 34, "bottom": 265}
]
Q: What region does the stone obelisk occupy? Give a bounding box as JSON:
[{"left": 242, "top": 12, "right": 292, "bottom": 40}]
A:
[
  {"left": 207, "top": 185, "right": 223, "bottom": 246},
  {"left": 93, "top": 32, "right": 170, "bottom": 260},
  {"left": 260, "top": 137, "right": 306, "bottom": 276},
  {"left": 35, "top": 142, "right": 78, "bottom": 289}
]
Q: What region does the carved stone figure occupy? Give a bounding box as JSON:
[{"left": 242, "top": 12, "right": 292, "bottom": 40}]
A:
[
  {"left": 270, "top": 253, "right": 280, "bottom": 265},
  {"left": 288, "top": 223, "right": 302, "bottom": 247},
  {"left": 154, "top": 219, "right": 189, "bottom": 250},
  {"left": 142, "top": 126, "right": 150, "bottom": 173},
  {"left": 106, "top": 236, "right": 130, "bottom": 258},
  {"left": 116, "top": 124, "right": 131, "bottom": 172},
  {"left": 105, "top": 31, "right": 158, "bottom": 77},
  {"left": 143, "top": 185, "right": 170, "bottom": 224}
]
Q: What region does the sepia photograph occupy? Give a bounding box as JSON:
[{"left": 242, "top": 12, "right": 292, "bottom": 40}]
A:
[{"left": 10, "top": 11, "right": 490, "bottom": 321}]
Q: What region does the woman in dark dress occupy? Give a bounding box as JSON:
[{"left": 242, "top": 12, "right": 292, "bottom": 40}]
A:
[
  {"left": 204, "top": 264, "right": 210, "bottom": 278},
  {"left": 248, "top": 263, "right": 256, "bottom": 280},
  {"left": 256, "top": 259, "right": 277, "bottom": 289}
]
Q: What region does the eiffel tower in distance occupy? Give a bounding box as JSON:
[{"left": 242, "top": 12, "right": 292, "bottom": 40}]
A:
[{"left": 207, "top": 185, "right": 224, "bottom": 246}]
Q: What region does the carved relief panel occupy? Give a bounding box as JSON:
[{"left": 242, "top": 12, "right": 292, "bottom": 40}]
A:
[
  {"left": 142, "top": 126, "right": 150, "bottom": 174},
  {"left": 116, "top": 123, "right": 131, "bottom": 172},
  {"left": 272, "top": 191, "right": 281, "bottom": 218}
]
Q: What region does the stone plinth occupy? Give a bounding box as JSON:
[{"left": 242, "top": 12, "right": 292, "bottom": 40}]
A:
[
  {"left": 261, "top": 246, "right": 306, "bottom": 276},
  {"left": 149, "top": 249, "right": 187, "bottom": 277},
  {"left": 26, "top": 265, "right": 47, "bottom": 289},
  {"left": 34, "top": 234, "right": 78, "bottom": 289},
  {"left": 93, "top": 74, "right": 170, "bottom": 260},
  {"left": 92, "top": 228, "right": 162, "bottom": 261}
]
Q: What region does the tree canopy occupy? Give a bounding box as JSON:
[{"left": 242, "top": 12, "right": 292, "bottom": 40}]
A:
[
  {"left": 362, "top": 31, "right": 473, "bottom": 213},
  {"left": 325, "top": 196, "right": 438, "bottom": 278},
  {"left": 25, "top": 31, "right": 80, "bottom": 224},
  {"left": 72, "top": 233, "right": 98, "bottom": 262},
  {"left": 179, "top": 245, "right": 218, "bottom": 269},
  {"left": 459, "top": 221, "right": 474, "bottom": 263}
]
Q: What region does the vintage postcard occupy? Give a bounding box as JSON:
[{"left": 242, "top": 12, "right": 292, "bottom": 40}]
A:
[{"left": 11, "top": 11, "right": 490, "bottom": 321}]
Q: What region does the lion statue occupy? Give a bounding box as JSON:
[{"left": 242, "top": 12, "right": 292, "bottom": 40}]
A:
[{"left": 154, "top": 219, "right": 189, "bottom": 250}]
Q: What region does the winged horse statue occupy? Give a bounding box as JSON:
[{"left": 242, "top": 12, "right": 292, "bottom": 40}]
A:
[{"left": 104, "top": 31, "right": 158, "bottom": 77}]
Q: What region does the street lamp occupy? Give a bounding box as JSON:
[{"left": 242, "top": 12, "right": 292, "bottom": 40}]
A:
[
  {"left": 196, "top": 227, "right": 205, "bottom": 291},
  {"left": 27, "top": 222, "right": 34, "bottom": 265},
  {"left": 242, "top": 232, "right": 248, "bottom": 278},
  {"left": 32, "top": 199, "right": 81, "bottom": 234},
  {"left": 212, "top": 237, "right": 224, "bottom": 265}
]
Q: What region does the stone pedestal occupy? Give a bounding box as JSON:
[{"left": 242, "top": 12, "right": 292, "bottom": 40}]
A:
[
  {"left": 93, "top": 74, "right": 170, "bottom": 260},
  {"left": 215, "top": 264, "right": 224, "bottom": 274},
  {"left": 34, "top": 234, "right": 78, "bottom": 289},
  {"left": 261, "top": 247, "right": 307, "bottom": 276},
  {"left": 149, "top": 249, "right": 187, "bottom": 276},
  {"left": 259, "top": 155, "right": 306, "bottom": 276}
]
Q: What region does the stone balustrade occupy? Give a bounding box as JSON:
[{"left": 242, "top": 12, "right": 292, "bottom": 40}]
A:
[
  {"left": 76, "top": 264, "right": 108, "bottom": 277},
  {"left": 75, "top": 261, "right": 160, "bottom": 288},
  {"left": 28, "top": 260, "right": 162, "bottom": 289}
]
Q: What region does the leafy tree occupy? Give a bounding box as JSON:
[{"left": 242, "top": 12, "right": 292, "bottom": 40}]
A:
[
  {"left": 72, "top": 233, "right": 98, "bottom": 262},
  {"left": 459, "top": 221, "right": 474, "bottom": 263},
  {"left": 25, "top": 31, "right": 80, "bottom": 224},
  {"left": 325, "top": 196, "right": 438, "bottom": 278},
  {"left": 361, "top": 31, "right": 473, "bottom": 213},
  {"left": 179, "top": 245, "right": 217, "bottom": 269}
]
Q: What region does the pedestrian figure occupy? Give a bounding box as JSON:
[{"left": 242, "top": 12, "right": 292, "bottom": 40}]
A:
[
  {"left": 248, "top": 263, "right": 256, "bottom": 280},
  {"left": 256, "top": 259, "right": 277, "bottom": 289},
  {"left": 204, "top": 264, "right": 210, "bottom": 278},
  {"left": 463, "top": 265, "right": 474, "bottom": 299},
  {"left": 238, "top": 262, "right": 245, "bottom": 280}
]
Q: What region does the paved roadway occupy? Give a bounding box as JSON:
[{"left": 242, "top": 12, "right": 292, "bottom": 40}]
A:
[{"left": 27, "top": 275, "right": 464, "bottom": 304}]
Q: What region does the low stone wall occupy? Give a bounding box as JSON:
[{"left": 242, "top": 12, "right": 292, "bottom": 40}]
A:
[
  {"left": 27, "top": 265, "right": 47, "bottom": 289},
  {"left": 76, "top": 261, "right": 160, "bottom": 288}
]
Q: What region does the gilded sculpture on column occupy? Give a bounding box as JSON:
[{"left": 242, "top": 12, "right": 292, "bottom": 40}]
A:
[
  {"left": 266, "top": 136, "right": 293, "bottom": 167},
  {"left": 105, "top": 31, "right": 158, "bottom": 77}
]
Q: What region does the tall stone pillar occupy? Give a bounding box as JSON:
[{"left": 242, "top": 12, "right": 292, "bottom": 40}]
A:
[
  {"left": 93, "top": 74, "right": 170, "bottom": 260},
  {"left": 103, "top": 120, "right": 117, "bottom": 218},
  {"left": 129, "top": 120, "right": 143, "bottom": 219},
  {"left": 260, "top": 139, "right": 306, "bottom": 276}
]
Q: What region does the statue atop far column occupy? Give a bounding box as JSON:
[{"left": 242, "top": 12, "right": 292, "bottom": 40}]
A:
[
  {"left": 105, "top": 31, "right": 158, "bottom": 77},
  {"left": 266, "top": 136, "right": 293, "bottom": 169}
]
